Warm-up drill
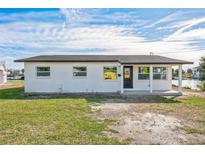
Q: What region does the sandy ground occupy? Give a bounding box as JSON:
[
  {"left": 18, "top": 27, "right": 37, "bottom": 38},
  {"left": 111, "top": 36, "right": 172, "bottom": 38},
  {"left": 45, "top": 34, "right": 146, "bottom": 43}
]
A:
[
  {"left": 172, "top": 86, "right": 205, "bottom": 97},
  {"left": 0, "top": 81, "right": 23, "bottom": 89},
  {"left": 92, "top": 97, "right": 205, "bottom": 144},
  {"left": 183, "top": 91, "right": 205, "bottom": 97}
]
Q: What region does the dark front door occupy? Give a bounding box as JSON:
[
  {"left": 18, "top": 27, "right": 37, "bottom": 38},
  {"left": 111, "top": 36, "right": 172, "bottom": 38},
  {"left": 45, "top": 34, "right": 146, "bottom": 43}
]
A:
[{"left": 123, "top": 66, "right": 133, "bottom": 88}]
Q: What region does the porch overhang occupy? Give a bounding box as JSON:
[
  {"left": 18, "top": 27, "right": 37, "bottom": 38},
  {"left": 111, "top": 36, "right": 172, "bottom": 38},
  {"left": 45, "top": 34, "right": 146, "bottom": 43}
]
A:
[
  {"left": 120, "top": 63, "right": 192, "bottom": 95},
  {"left": 122, "top": 90, "right": 182, "bottom": 96}
]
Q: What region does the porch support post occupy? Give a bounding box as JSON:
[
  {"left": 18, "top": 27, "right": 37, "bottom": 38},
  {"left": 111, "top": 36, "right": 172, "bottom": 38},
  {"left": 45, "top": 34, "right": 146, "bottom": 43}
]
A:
[
  {"left": 120, "top": 64, "right": 124, "bottom": 94},
  {"left": 178, "top": 64, "right": 182, "bottom": 93},
  {"left": 149, "top": 65, "right": 153, "bottom": 93}
]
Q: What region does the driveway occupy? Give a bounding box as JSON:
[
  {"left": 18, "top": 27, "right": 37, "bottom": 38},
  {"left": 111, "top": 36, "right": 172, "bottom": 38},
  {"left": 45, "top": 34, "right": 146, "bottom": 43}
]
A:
[{"left": 92, "top": 96, "right": 205, "bottom": 144}]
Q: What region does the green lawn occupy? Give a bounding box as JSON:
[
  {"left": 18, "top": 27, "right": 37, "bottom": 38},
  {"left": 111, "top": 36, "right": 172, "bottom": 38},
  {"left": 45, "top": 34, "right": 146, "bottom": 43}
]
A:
[
  {"left": 0, "top": 83, "right": 125, "bottom": 144},
  {"left": 0, "top": 81, "right": 205, "bottom": 144},
  {"left": 162, "top": 95, "right": 205, "bottom": 135}
]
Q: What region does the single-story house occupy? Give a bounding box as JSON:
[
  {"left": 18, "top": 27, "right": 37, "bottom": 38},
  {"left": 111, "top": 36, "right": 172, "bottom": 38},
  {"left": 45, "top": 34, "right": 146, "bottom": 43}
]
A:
[{"left": 15, "top": 55, "right": 193, "bottom": 95}]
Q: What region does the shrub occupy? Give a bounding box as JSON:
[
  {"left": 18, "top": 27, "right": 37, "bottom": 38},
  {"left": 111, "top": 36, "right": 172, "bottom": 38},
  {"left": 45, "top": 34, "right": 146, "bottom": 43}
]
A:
[
  {"left": 184, "top": 86, "right": 191, "bottom": 89},
  {"left": 197, "top": 81, "right": 205, "bottom": 91}
]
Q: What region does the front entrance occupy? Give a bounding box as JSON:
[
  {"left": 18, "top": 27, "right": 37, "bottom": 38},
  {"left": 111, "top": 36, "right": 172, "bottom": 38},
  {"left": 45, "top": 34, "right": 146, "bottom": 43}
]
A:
[{"left": 123, "top": 66, "right": 133, "bottom": 88}]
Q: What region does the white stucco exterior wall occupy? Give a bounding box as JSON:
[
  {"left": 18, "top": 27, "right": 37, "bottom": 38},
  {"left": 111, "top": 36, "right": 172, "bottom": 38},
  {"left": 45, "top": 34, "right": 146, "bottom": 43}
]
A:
[
  {"left": 24, "top": 62, "right": 121, "bottom": 93},
  {"left": 132, "top": 65, "right": 172, "bottom": 91},
  {"left": 24, "top": 62, "right": 172, "bottom": 93}
]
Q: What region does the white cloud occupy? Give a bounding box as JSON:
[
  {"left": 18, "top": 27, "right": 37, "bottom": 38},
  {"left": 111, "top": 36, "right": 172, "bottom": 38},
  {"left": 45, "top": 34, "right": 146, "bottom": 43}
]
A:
[
  {"left": 145, "top": 11, "right": 186, "bottom": 28},
  {"left": 0, "top": 9, "right": 204, "bottom": 69},
  {"left": 164, "top": 17, "right": 205, "bottom": 41}
]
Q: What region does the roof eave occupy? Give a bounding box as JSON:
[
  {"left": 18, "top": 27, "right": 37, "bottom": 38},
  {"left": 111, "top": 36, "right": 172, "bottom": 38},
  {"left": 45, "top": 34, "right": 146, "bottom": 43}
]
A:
[
  {"left": 120, "top": 62, "right": 193, "bottom": 65},
  {"left": 14, "top": 60, "right": 120, "bottom": 63}
]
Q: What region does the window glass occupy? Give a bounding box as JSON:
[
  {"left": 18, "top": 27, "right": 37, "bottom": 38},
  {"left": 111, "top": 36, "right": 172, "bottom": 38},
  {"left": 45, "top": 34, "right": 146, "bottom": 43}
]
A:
[
  {"left": 37, "top": 67, "right": 50, "bottom": 72},
  {"left": 36, "top": 67, "right": 50, "bottom": 77},
  {"left": 104, "top": 66, "right": 117, "bottom": 80},
  {"left": 153, "top": 67, "right": 167, "bottom": 80},
  {"left": 73, "top": 67, "right": 87, "bottom": 77},
  {"left": 138, "top": 67, "right": 149, "bottom": 80},
  {"left": 124, "top": 68, "right": 130, "bottom": 79}
]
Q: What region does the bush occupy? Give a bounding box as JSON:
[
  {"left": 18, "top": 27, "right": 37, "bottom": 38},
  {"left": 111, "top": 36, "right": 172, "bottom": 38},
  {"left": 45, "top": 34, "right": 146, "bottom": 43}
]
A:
[
  {"left": 184, "top": 86, "right": 191, "bottom": 89},
  {"left": 197, "top": 82, "right": 205, "bottom": 91}
]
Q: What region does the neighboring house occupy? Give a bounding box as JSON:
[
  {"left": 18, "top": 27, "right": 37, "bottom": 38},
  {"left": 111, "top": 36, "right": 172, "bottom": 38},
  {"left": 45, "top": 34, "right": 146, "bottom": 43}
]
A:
[
  {"left": 193, "top": 66, "right": 200, "bottom": 79},
  {"left": 0, "top": 61, "right": 7, "bottom": 84},
  {"left": 15, "top": 55, "right": 192, "bottom": 95},
  {"left": 7, "top": 69, "right": 24, "bottom": 80}
]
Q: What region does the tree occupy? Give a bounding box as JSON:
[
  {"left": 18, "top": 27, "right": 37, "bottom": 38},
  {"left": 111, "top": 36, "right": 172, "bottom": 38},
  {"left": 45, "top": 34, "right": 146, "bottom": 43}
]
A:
[
  {"left": 172, "top": 68, "right": 186, "bottom": 79},
  {"left": 186, "top": 68, "right": 193, "bottom": 79},
  {"left": 199, "top": 57, "right": 205, "bottom": 81},
  {"left": 187, "top": 68, "right": 193, "bottom": 74},
  {"left": 172, "top": 68, "right": 178, "bottom": 79}
]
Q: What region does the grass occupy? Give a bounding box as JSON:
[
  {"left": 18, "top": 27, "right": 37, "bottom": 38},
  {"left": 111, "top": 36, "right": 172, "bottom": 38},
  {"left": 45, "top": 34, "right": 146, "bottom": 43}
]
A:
[
  {"left": 0, "top": 81, "right": 126, "bottom": 144},
  {"left": 162, "top": 95, "right": 205, "bottom": 135},
  {"left": 180, "top": 96, "right": 205, "bottom": 135},
  {"left": 0, "top": 80, "right": 205, "bottom": 144},
  {"left": 184, "top": 128, "right": 205, "bottom": 135},
  {"left": 178, "top": 96, "right": 205, "bottom": 111}
]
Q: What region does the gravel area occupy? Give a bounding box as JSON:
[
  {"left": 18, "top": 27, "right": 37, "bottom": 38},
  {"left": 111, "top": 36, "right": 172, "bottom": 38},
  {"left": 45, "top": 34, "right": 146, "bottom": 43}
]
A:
[{"left": 92, "top": 97, "right": 205, "bottom": 144}]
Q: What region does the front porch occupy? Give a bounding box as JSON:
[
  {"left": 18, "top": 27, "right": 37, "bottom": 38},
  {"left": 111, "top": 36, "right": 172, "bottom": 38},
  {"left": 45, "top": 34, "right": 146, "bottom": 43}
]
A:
[
  {"left": 122, "top": 90, "right": 182, "bottom": 96},
  {"left": 120, "top": 64, "right": 183, "bottom": 95}
]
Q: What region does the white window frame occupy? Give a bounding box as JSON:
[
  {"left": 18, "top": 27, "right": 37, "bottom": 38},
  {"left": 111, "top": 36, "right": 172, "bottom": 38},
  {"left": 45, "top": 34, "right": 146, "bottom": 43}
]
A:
[
  {"left": 138, "top": 66, "right": 150, "bottom": 80},
  {"left": 36, "top": 66, "right": 51, "bottom": 78},
  {"left": 103, "top": 66, "right": 117, "bottom": 81},
  {"left": 153, "top": 67, "right": 167, "bottom": 80},
  {"left": 72, "top": 66, "right": 87, "bottom": 78}
]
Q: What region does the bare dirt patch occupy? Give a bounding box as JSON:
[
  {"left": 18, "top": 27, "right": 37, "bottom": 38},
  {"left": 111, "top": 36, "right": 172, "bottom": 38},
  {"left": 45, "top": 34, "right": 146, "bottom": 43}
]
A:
[
  {"left": 172, "top": 86, "right": 205, "bottom": 97},
  {"left": 93, "top": 97, "right": 205, "bottom": 144},
  {"left": 0, "top": 80, "right": 23, "bottom": 89},
  {"left": 183, "top": 91, "right": 205, "bottom": 97}
]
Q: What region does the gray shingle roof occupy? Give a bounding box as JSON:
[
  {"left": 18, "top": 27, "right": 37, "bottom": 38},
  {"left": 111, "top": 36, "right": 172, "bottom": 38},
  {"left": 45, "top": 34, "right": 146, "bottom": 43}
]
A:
[{"left": 15, "top": 55, "right": 193, "bottom": 64}]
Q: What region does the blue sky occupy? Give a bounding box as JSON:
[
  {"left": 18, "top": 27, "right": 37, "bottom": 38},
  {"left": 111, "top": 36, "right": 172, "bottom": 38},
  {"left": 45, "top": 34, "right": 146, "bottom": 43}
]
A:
[{"left": 0, "top": 8, "right": 205, "bottom": 69}]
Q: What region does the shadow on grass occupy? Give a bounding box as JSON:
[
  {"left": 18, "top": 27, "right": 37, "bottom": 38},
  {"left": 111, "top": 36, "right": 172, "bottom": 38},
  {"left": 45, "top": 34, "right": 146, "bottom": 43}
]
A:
[
  {"left": 99, "top": 95, "right": 181, "bottom": 104},
  {"left": 159, "top": 96, "right": 181, "bottom": 104},
  {"left": 0, "top": 87, "right": 25, "bottom": 99},
  {"left": 0, "top": 87, "right": 181, "bottom": 104},
  {"left": 0, "top": 87, "right": 124, "bottom": 102}
]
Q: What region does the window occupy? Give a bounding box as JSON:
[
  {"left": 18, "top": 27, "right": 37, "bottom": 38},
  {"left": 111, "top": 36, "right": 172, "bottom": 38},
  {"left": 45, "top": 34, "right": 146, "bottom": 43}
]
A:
[
  {"left": 124, "top": 67, "right": 131, "bottom": 79},
  {"left": 73, "top": 67, "right": 87, "bottom": 77},
  {"left": 153, "top": 67, "right": 167, "bottom": 80},
  {"left": 104, "top": 66, "right": 117, "bottom": 80},
  {"left": 36, "top": 67, "right": 50, "bottom": 77},
  {"left": 138, "top": 67, "right": 150, "bottom": 80}
]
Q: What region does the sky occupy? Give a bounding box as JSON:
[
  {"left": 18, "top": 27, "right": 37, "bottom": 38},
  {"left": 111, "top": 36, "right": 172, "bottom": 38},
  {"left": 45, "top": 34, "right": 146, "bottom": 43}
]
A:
[{"left": 0, "top": 8, "right": 205, "bottom": 69}]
